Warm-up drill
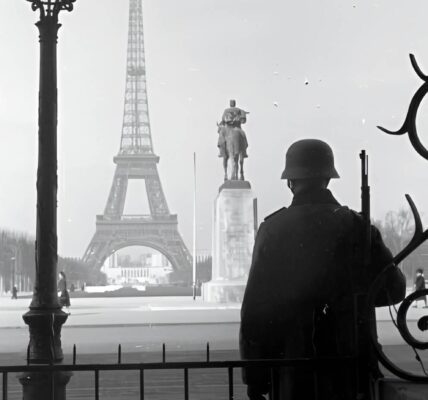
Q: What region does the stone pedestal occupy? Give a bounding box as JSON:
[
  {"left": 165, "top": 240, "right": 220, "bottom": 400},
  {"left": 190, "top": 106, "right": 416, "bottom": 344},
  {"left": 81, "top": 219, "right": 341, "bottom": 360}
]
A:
[{"left": 203, "top": 181, "right": 257, "bottom": 303}]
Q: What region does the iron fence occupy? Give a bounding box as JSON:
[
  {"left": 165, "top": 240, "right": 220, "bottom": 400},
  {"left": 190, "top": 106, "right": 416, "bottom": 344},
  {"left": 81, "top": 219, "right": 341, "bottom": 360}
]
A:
[{"left": 0, "top": 354, "right": 356, "bottom": 400}]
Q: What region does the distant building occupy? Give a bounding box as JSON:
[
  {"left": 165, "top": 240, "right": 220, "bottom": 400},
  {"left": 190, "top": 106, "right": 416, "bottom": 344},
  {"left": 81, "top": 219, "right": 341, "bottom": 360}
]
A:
[{"left": 101, "top": 252, "right": 173, "bottom": 285}]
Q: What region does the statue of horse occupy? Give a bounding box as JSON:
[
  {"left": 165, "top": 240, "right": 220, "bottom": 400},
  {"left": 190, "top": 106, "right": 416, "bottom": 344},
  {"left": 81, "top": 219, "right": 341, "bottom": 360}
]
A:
[{"left": 217, "top": 122, "right": 246, "bottom": 181}]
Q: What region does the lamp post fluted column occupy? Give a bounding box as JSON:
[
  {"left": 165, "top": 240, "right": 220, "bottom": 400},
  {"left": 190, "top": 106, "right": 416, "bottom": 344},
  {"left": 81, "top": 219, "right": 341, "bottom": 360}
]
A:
[{"left": 20, "top": 1, "right": 76, "bottom": 399}]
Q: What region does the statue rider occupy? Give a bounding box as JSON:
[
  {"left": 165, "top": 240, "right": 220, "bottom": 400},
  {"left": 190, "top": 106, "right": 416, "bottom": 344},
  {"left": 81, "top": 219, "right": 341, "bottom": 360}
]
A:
[{"left": 218, "top": 99, "right": 249, "bottom": 158}]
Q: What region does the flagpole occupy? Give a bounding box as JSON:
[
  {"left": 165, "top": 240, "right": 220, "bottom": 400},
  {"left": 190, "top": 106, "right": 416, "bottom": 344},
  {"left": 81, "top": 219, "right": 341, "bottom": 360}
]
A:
[{"left": 192, "top": 152, "right": 197, "bottom": 300}]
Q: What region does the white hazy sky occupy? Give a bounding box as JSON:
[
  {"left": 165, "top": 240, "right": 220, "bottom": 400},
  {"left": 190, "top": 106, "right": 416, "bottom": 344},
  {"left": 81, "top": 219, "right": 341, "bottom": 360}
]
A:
[{"left": 1, "top": 0, "right": 428, "bottom": 258}]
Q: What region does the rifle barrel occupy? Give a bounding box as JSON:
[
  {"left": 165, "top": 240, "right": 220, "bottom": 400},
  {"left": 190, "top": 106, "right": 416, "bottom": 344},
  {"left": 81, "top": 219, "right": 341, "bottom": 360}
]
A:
[{"left": 360, "top": 150, "right": 371, "bottom": 264}]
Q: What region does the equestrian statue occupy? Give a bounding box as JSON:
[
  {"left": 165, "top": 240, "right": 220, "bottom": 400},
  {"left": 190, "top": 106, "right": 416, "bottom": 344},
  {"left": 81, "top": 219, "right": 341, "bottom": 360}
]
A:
[{"left": 217, "top": 99, "right": 249, "bottom": 181}]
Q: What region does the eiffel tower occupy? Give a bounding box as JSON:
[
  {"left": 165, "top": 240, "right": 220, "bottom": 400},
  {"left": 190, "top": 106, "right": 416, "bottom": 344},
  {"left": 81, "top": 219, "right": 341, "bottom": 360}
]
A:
[{"left": 83, "top": 0, "right": 192, "bottom": 273}]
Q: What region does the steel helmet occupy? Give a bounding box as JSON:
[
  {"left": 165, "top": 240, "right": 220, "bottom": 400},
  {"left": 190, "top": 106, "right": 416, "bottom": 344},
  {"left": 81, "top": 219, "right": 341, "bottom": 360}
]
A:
[{"left": 281, "top": 139, "right": 340, "bottom": 180}]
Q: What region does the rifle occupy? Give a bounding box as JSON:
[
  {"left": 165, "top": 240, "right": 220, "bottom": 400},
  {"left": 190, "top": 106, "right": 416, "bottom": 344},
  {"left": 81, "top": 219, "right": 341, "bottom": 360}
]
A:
[
  {"left": 360, "top": 150, "right": 371, "bottom": 265},
  {"left": 354, "top": 150, "right": 374, "bottom": 399}
]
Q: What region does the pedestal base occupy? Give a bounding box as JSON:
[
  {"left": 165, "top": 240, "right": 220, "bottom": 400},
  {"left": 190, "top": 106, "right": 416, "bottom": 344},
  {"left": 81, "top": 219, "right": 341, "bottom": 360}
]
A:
[
  {"left": 202, "top": 280, "right": 247, "bottom": 303},
  {"left": 203, "top": 180, "right": 256, "bottom": 303}
]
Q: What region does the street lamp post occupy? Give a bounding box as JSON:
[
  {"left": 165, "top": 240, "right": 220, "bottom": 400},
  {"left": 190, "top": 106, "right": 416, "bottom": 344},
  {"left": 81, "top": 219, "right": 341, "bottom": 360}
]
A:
[{"left": 20, "top": 1, "right": 76, "bottom": 399}]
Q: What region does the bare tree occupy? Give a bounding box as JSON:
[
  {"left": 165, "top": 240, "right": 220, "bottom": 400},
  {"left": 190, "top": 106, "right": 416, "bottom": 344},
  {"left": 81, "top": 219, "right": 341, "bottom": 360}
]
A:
[
  {"left": 375, "top": 208, "right": 416, "bottom": 280},
  {"left": 379, "top": 208, "right": 414, "bottom": 256}
]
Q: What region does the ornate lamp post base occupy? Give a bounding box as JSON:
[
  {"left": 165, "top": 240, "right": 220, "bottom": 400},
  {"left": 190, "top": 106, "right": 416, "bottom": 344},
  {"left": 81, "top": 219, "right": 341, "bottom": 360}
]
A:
[
  {"left": 20, "top": 309, "right": 71, "bottom": 399},
  {"left": 19, "top": 371, "right": 73, "bottom": 400},
  {"left": 23, "top": 309, "right": 68, "bottom": 363}
]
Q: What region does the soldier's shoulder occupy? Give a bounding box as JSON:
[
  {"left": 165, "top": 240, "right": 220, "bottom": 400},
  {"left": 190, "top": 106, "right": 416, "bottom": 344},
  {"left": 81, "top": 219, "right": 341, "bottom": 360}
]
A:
[
  {"left": 338, "top": 207, "right": 376, "bottom": 235},
  {"left": 264, "top": 207, "right": 287, "bottom": 222},
  {"left": 344, "top": 208, "right": 364, "bottom": 223},
  {"left": 331, "top": 205, "right": 360, "bottom": 219},
  {"left": 332, "top": 206, "right": 365, "bottom": 226}
]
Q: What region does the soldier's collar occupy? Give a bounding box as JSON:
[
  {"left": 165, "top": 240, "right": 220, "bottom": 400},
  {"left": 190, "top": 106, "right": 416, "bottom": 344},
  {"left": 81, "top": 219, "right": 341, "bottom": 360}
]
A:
[{"left": 291, "top": 188, "right": 341, "bottom": 206}]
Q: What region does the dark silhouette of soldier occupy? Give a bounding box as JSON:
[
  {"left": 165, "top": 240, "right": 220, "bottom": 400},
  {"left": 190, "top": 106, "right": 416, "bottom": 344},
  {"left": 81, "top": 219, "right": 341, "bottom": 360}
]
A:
[{"left": 240, "top": 139, "right": 406, "bottom": 400}]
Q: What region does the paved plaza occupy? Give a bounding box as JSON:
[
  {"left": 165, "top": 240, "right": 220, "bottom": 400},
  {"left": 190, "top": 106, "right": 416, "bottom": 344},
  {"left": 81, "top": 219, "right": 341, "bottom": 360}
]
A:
[
  {"left": 0, "top": 293, "right": 425, "bottom": 354},
  {"left": 0, "top": 292, "right": 425, "bottom": 328},
  {"left": 0, "top": 295, "right": 241, "bottom": 329},
  {"left": 0, "top": 294, "right": 426, "bottom": 399}
]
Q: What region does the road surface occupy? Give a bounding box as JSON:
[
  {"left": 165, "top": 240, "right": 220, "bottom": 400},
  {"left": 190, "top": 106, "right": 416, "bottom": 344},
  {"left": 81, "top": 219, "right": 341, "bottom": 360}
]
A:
[{"left": 0, "top": 295, "right": 426, "bottom": 399}]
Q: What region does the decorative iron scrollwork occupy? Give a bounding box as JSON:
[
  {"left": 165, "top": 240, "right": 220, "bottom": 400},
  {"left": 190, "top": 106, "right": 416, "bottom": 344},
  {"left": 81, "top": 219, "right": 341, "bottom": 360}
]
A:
[
  {"left": 376, "top": 53, "right": 428, "bottom": 379},
  {"left": 26, "top": 0, "right": 76, "bottom": 20},
  {"left": 378, "top": 54, "right": 428, "bottom": 160},
  {"left": 369, "top": 284, "right": 428, "bottom": 381},
  {"left": 368, "top": 194, "right": 428, "bottom": 381},
  {"left": 397, "top": 289, "right": 428, "bottom": 350}
]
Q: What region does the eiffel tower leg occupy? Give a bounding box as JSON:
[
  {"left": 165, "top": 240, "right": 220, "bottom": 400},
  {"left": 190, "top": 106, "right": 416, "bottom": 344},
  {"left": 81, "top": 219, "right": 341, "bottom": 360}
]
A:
[
  {"left": 104, "top": 168, "right": 128, "bottom": 217},
  {"left": 83, "top": 231, "right": 111, "bottom": 270},
  {"left": 173, "top": 233, "right": 192, "bottom": 272}
]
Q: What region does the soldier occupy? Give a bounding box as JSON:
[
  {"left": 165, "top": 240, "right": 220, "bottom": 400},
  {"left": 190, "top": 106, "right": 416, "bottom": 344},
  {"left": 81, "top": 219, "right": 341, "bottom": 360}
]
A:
[{"left": 240, "top": 139, "right": 406, "bottom": 400}]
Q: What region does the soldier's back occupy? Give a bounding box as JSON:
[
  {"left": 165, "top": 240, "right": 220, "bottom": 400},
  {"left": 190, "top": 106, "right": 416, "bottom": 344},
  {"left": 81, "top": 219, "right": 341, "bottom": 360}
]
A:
[{"left": 261, "top": 201, "right": 360, "bottom": 309}]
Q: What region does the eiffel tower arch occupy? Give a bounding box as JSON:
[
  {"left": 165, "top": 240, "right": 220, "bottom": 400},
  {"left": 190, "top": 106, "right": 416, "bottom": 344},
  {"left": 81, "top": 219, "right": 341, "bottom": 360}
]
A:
[{"left": 83, "top": 0, "right": 192, "bottom": 273}]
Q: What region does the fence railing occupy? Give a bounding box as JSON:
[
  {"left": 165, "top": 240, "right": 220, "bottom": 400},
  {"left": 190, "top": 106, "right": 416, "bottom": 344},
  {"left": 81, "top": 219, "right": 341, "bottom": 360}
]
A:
[{"left": 0, "top": 354, "right": 356, "bottom": 400}]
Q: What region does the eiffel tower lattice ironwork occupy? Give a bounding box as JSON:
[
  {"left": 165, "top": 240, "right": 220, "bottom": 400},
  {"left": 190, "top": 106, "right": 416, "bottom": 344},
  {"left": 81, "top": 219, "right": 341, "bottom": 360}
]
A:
[{"left": 83, "top": 0, "right": 191, "bottom": 272}]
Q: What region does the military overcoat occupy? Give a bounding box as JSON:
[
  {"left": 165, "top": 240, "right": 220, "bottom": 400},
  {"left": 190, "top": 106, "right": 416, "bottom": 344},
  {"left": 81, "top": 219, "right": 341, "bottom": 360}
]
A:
[{"left": 240, "top": 188, "right": 405, "bottom": 399}]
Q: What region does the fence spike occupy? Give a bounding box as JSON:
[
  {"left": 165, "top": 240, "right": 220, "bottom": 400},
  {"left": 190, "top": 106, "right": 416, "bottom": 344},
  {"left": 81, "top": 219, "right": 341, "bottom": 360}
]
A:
[
  {"left": 118, "top": 344, "right": 122, "bottom": 364},
  {"left": 73, "top": 344, "right": 76, "bottom": 365},
  {"left": 3, "top": 372, "right": 8, "bottom": 400},
  {"left": 162, "top": 343, "right": 166, "bottom": 363},
  {"left": 184, "top": 368, "right": 189, "bottom": 400},
  {"left": 206, "top": 342, "right": 210, "bottom": 362},
  {"left": 228, "top": 367, "right": 234, "bottom": 400}
]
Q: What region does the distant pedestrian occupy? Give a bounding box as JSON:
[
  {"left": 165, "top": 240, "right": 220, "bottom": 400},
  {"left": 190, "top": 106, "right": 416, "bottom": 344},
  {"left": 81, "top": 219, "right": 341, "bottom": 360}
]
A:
[
  {"left": 11, "top": 286, "right": 18, "bottom": 300},
  {"left": 58, "top": 271, "right": 71, "bottom": 313},
  {"left": 413, "top": 268, "right": 427, "bottom": 308}
]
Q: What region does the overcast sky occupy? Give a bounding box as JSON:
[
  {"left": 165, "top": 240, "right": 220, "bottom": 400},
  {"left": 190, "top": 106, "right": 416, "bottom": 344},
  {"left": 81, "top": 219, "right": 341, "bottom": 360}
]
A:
[{"left": 1, "top": 0, "right": 428, "bottom": 258}]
